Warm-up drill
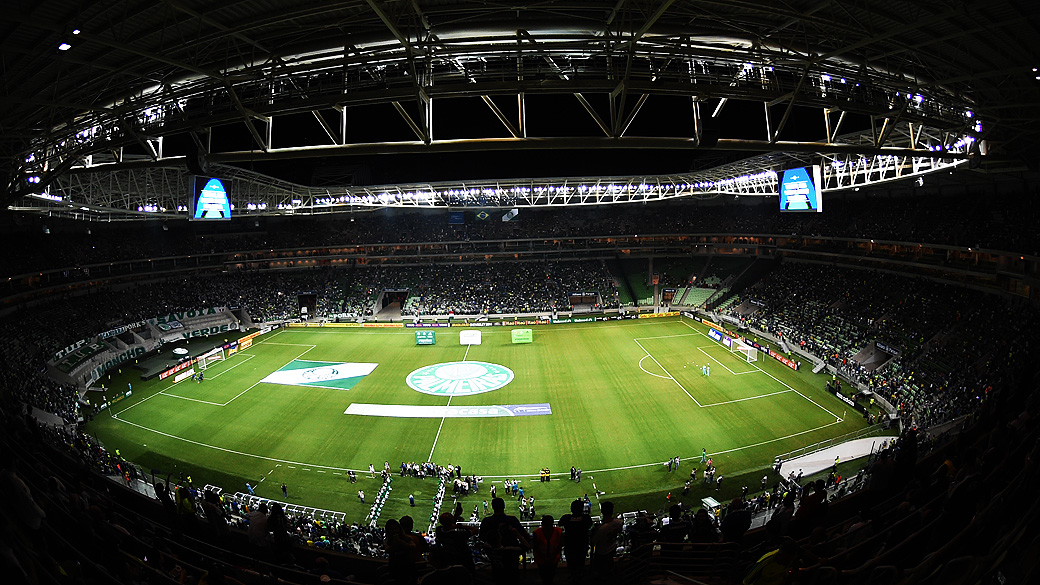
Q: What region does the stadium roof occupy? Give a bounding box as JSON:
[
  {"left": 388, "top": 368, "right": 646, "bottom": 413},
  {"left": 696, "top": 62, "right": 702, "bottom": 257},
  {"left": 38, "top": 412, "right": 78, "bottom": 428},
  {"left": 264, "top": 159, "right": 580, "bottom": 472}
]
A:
[{"left": 2, "top": 0, "right": 1038, "bottom": 218}]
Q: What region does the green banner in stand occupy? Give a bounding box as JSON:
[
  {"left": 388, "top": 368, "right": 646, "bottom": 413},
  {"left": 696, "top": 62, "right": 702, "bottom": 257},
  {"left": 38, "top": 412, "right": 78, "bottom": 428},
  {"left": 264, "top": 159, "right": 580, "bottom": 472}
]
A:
[
  {"left": 511, "top": 329, "right": 533, "bottom": 344},
  {"left": 416, "top": 330, "right": 436, "bottom": 345}
]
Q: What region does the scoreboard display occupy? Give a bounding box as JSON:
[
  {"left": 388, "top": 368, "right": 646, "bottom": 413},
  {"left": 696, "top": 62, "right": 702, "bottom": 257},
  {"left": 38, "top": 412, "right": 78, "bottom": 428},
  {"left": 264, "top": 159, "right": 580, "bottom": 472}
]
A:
[
  {"left": 415, "top": 331, "right": 436, "bottom": 345},
  {"left": 779, "top": 166, "right": 823, "bottom": 212},
  {"left": 189, "top": 176, "right": 232, "bottom": 221}
]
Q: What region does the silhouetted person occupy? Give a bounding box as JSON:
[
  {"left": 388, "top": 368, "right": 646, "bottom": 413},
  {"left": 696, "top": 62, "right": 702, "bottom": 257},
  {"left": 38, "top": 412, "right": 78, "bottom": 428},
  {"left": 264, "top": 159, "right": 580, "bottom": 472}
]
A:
[
  {"left": 532, "top": 515, "right": 563, "bottom": 585},
  {"left": 479, "top": 497, "right": 529, "bottom": 584},
  {"left": 559, "top": 499, "right": 592, "bottom": 584}
]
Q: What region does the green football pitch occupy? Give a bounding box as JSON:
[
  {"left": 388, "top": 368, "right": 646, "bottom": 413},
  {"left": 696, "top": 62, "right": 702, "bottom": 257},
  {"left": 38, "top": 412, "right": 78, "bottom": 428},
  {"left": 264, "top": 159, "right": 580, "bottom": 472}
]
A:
[{"left": 87, "top": 316, "right": 874, "bottom": 525}]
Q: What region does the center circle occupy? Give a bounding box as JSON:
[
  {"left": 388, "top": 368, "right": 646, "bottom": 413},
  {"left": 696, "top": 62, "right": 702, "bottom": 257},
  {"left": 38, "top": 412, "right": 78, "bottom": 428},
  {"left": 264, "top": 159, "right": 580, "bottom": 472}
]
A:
[{"left": 407, "top": 361, "right": 515, "bottom": 396}]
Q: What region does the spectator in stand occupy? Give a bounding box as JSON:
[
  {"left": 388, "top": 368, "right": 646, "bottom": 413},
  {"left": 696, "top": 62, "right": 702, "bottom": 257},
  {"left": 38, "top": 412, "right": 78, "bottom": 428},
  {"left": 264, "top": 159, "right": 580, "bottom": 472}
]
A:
[
  {"left": 590, "top": 500, "right": 623, "bottom": 582},
  {"left": 385, "top": 518, "right": 419, "bottom": 585},
  {"left": 659, "top": 504, "right": 688, "bottom": 543},
  {"left": 742, "top": 537, "right": 808, "bottom": 585},
  {"left": 478, "top": 497, "right": 529, "bottom": 585},
  {"left": 720, "top": 498, "right": 753, "bottom": 544},
  {"left": 434, "top": 512, "right": 476, "bottom": 573},
  {"left": 688, "top": 508, "right": 720, "bottom": 544},
  {"left": 532, "top": 514, "right": 563, "bottom": 585},
  {"left": 245, "top": 502, "right": 270, "bottom": 550},
  {"left": 268, "top": 502, "right": 291, "bottom": 556},
  {"left": 558, "top": 498, "right": 593, "bottom": 584}
]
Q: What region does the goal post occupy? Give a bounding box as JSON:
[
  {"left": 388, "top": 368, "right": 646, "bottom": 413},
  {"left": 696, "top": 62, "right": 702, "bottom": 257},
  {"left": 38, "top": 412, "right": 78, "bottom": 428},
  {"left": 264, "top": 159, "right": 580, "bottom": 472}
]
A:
[
  {"left": 198, "top": 346, "right": 226, "bottom": 370},
  {"left": 731, "top": 339, "right": 758, "bottom": 363}
]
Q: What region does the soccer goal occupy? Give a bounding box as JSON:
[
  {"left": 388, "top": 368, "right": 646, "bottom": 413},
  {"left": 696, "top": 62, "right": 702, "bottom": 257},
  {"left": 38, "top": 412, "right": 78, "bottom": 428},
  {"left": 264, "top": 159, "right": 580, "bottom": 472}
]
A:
[
  {"left": 731, "top": 339, "right": 759, "bottom": 363},
  {"left": 197, "top": 346, "right": 226, "bottom": 370}
]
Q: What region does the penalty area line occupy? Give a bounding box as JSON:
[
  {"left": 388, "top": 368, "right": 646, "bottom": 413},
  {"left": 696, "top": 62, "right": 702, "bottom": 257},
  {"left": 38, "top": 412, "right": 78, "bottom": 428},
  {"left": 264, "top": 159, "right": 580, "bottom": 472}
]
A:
[
  {"left": 633, "top": 338, "right": 702, "bottom": 407},
  {"left": 157, "top": 392, "right": 225, "bottom": 406},
  {"left": 696, "top": 347, "right": 759, "bottom": 375},
  {"left": 223, "top": 345, "right": 316, "bottom": 407},
  {"left": 680, "top": 320, "right": 842, "bottom": 420},
  {"left": 699, "top": 389, "right": 793, "bottom": 407}
]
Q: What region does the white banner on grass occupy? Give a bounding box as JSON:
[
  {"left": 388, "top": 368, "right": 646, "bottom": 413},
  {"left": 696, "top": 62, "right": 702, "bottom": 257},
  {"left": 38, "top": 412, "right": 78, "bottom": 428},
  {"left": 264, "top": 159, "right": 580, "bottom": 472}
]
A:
[{"left": 344, "top": 403, "right": 552, "bottom": 418}]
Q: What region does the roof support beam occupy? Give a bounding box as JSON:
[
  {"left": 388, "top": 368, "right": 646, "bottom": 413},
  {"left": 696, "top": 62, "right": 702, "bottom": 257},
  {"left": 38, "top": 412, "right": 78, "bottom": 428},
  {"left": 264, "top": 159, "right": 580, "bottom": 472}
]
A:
[
  {"left": 770, "top": 68, "right": 811, "bottom": 143},
  {"left": 364, "top": 0, "right": 416, "bottom": 55},
  {"left": 201, "top": 137, "right": 968, "bottom": 162},
  {"left": 574, "top": 94, "right": 613, "bottom": 137},
  {"left": 627, "top": 0, "right": 678, "bottom": 49},
  {"left": 313, "top": 111, "right": 339, "bottom": 145},
  {"left": 618, "top": 94, "right": 649, "bottom": 137},
  {"left": 225, "top": 82, "right": 270, "bottom": 152},
  {"left": 481, "top": 96, "right": 521, "bottom": 139},
  {"left": 392, "top": 101, "right": 428, "bottom": 143}
]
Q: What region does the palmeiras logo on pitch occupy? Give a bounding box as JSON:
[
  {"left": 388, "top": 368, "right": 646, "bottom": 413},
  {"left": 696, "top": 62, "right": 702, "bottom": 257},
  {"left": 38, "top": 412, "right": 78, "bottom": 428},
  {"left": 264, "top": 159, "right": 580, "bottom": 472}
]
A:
[
  {"left": 407, "top": 361, "right": 514, "bottom": 396},
  {"left": 261, "top": 360, "right": 377, "bottom": 390}
]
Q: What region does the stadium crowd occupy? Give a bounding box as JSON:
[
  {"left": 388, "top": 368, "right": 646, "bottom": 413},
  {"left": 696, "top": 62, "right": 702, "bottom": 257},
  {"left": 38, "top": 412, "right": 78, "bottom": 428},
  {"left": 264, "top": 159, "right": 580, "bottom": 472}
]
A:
[
  {"left": 402, "top": 260, "right": 619, "bottom": 316},
  {"left": 4, "top": 190, "right": 1040, "bottom": 279},
  {"left": 728, "top": 261, "right": 1036, "bottom": 429},
  {"left": 2, "top": 191, "right": 1040, "bottom": 583},
  {"left": 3, "top": 349, "right": 1038, "bottom": 584}
]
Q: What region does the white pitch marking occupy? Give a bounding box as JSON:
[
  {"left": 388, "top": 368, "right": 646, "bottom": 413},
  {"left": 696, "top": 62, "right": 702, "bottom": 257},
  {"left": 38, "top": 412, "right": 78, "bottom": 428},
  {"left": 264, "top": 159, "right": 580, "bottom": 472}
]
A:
[
  {"left": 223, "top": 345, "right": 316, "bottom": 406},
  {"left": 680, "top": 320, "right": 841, "bottom": 419},
  {"left": 157, "top": 392, "right": 225, "bottom": 406},
  {"left": 110, "top": 411, "right": 847, "bottom": 480},
  {"left": 634, "top": 338, "right": 702, "bottom": 407},
  {"left": 427, "top": 344, "right": 471, "bottom": 461},
  {"left": 696, "top": 347, "right": 759, "bottom": 375},
  {"left": 207, "top": 353, "right": 256, "bottom": 379},
  {"left": 699, "top": 389, "right": 793, "bottom": 407},
  {"left": 638, "top": 355, "right": 671, "bottom": 379}
]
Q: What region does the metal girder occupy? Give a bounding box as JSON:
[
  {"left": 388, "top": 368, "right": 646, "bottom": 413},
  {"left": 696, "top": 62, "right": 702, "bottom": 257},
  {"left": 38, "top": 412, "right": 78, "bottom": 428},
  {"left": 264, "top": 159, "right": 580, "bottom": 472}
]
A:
[
  {"left": 9, "top": 0, "right": 1007, "bottom": 206},
  {"left": 392, "top": 101, "right": 429, "bottom": 143},
  {"left": 364, "top": 0, "right": 417, "bottom": 55},
  {"left": 30, "top": 147, "right": 967, "bottom": 221},
  {"left": 225, "top": 83, "right": 270, "bottom": 152},
  {"left": 618, "top": 94, "right": 649, "bottom": 137},
  {"left": 163, "top": 0, "right": 270, "bottom": 55},
  {"left": 770, "top": 68, "right": 812, "bottom": 143},
  {"left": 481, "top": 96, "right": 521, "bottom": 139},
  {"left": 14, "top": 51, "right": 978, "bottom": 180},
  {"left": 313, "top": 111, "right": 339, "bottom": 144},
  {"left": 574, "top": 94, "right": 613, "bottom": 137}
]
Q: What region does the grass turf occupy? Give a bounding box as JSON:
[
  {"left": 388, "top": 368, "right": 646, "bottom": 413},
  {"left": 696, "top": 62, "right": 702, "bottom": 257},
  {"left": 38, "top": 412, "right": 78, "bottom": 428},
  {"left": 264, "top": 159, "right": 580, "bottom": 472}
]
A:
[{"left": 86, "top": 316, "right": 877, "bottom": 526}]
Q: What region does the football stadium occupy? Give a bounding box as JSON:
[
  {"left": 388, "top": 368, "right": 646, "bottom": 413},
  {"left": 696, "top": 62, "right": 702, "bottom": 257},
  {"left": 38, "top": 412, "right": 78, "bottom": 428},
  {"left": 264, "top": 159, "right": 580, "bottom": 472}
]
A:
[{"left": 1, "top": 2, "right": 1039, "bottom": 584}]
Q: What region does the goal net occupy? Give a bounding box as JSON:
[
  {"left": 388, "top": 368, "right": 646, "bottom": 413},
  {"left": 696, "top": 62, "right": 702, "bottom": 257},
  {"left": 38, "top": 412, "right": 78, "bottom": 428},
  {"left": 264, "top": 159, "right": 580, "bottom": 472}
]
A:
[
  {"left": 731, "top": 339, "right": 758, "bottom": 363},
  {"left": 198, "top": 347, "right": 226, "bottom": 370}
]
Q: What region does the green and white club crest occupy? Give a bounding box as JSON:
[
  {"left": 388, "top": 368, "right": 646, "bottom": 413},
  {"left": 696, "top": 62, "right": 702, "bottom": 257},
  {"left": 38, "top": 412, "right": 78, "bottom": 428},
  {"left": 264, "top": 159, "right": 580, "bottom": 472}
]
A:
[{"left": 407, "top": 361, "right": 514, "bottom": 396}]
